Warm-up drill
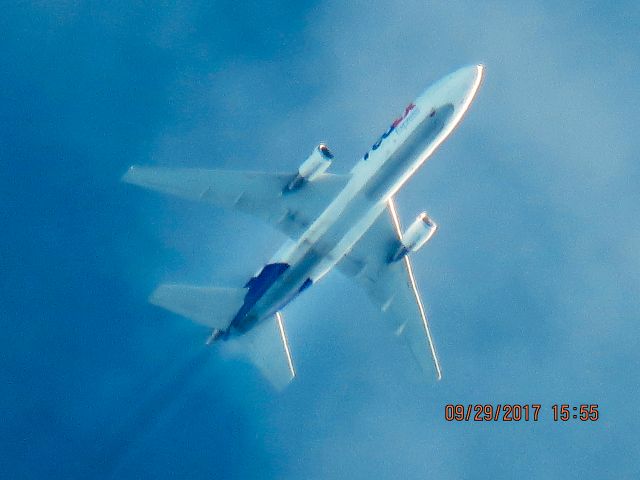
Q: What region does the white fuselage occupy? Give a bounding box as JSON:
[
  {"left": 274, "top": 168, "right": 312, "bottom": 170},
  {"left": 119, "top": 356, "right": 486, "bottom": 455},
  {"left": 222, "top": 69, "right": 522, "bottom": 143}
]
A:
[{"left": 230, "top": 65, "right": 483, "bottom": 333}]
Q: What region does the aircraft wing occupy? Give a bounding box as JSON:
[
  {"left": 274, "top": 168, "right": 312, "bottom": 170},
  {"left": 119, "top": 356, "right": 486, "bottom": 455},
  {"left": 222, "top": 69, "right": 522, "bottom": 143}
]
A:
[
  {"left": 336, "top": 198, "right": 442, "bottom": 380},
  {"left": 122, "top": 166, "right": 350, "bottom": 239}
]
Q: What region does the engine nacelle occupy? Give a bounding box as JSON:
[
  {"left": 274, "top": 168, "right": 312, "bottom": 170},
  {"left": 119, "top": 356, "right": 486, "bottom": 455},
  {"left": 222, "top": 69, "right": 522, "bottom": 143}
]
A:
[
  {"left": 392, "top": 212, "right": 438, "bottom": 261},
  {"left": 286, "top": 143, "right": 334, "bottom": 191}
]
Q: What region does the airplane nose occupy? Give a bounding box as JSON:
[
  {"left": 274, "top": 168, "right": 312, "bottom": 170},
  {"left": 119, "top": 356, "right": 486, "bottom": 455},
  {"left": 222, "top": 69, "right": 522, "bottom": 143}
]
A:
[
  {"left": 416, "top": 64, "right": 484, "bottom": 112},
  {"left": 467, "top": 64, "right": 484, "bottom": 93},
  {"left": 448, "top": 64, "right": 484, "bottom": 106}
]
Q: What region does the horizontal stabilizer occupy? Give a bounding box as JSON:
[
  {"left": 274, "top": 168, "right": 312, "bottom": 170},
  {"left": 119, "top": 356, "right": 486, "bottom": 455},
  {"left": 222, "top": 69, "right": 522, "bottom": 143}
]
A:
[
  {"left": 150, "top": 284, "right": 245, "bottom": 330},
  {"left": 224, "top": 312, "right": 295, "bottom": 391}
]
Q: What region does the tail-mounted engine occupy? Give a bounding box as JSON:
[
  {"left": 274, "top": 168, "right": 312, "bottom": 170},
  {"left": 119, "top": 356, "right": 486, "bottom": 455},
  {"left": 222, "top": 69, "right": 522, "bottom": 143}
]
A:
[
  {"left": 391, "top": 212, "right": 438, "bottom": 262},
  {"left": 285, "top": 143, "right": 334, "bottom": 191}
]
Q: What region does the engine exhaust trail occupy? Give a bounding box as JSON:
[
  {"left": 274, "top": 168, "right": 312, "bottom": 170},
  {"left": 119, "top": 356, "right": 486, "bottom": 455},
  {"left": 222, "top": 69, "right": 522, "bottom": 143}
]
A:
[{"left": 97, "top": 347, "right": 212, "bottom": 478}]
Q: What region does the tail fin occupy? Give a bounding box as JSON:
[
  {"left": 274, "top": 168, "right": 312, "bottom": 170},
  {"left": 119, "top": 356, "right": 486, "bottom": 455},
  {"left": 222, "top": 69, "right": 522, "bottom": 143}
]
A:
[
  {"left": 149, "top": 284, "right": 245, "bottom": 330},
  {"left": 225, "top": 312, "right": 296, "bottom": 391},
  {"left": 150, "top": 284, "right": 295, "bottom": 390}
]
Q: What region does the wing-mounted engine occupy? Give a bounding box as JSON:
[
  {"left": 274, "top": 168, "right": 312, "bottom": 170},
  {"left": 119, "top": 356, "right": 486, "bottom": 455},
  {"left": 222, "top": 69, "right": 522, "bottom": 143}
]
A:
[
  {"left": 391, "top": 212, "right": 437, "bottom": 262},
  {"left": 285, "top": 143, "right": 334, "bottom": 191}
]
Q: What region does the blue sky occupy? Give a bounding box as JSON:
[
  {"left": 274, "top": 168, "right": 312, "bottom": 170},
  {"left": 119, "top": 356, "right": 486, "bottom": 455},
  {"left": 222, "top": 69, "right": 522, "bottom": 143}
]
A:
[{"left": 2, "top": 1, "right": 639, "bottom": 478}]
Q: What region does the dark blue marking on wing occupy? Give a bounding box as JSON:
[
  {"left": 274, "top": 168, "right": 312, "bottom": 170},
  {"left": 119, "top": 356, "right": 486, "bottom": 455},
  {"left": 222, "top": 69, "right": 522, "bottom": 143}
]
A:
[
  {"left": 298, "top": 278, "right": 313, "bottom": 293},
  {"left": 232, "top": 263, "right": 290, "bottom": 330}
]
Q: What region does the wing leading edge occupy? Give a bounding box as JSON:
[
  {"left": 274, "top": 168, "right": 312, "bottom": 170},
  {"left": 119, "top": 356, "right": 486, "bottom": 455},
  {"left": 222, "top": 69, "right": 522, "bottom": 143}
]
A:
[{"left": 337, "top": 198, "right": 442, "bottom": 380}]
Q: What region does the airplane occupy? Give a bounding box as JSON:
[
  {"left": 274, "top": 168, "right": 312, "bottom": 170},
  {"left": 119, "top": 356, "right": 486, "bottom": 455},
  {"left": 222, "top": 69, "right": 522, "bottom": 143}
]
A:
[{"left": 123, "top": 64, "right": 484, "bottom": 390}]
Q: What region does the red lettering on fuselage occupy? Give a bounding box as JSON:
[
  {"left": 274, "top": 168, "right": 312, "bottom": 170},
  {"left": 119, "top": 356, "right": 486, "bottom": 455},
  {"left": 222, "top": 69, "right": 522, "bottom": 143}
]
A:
[
  {"left": 364, "top": 103, "right": 416, "bottom": 160},
  {"left": 392, "top": 102, "right": 415, "bottom": 128}
]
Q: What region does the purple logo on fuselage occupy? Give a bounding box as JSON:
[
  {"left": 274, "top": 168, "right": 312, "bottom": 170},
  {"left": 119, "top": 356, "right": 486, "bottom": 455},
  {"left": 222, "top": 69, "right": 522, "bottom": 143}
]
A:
[{"left": 363, "top": 102, "right": 416, "bottom": 160}]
